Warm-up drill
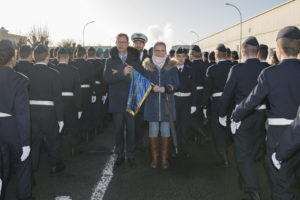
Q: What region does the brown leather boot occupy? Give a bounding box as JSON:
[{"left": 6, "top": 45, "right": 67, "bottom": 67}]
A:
[
  {"left": 150, "top": 137, "right": 159, "bottom": 168},
  {"left": 161, "top": 137, "right": 170, "bottom": 169}
]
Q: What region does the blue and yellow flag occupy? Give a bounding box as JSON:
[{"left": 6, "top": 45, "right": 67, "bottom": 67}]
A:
[{"left": 126, "top": 69, "right": 152, "bottom": 116}]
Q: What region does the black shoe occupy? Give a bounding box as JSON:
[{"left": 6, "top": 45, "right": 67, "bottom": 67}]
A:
[
  {"left": 128, "top": 158, "right": 136, "bottom": 168},
  {"left": 115, "top": 157, "right": 125, "bottom": 167},
  {"left": 50, "top": 163, "right": 66, "bottom": 174}
]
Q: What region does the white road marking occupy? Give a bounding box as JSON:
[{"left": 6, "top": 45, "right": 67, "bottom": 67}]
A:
[
  {"left": 90, "top": 153, "right": 117, "bottom": 200},
  {"left": 55, "top": 196, "right": 72, "bottom": 200}
]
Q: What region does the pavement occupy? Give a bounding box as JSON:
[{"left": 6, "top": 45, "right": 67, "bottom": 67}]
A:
[{"left": 5, "top": 124, "right": 300, "bottom": 200}]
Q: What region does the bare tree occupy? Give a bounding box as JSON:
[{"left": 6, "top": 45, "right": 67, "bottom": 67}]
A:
[{"left": 27, "top": 26, "right": 50, "bottom": 48}]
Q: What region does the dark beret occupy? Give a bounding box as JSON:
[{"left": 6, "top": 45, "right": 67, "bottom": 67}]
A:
[
  {"left": 243, "top": 36, "right": 259, "bottom": 46},
  {"left": 216, "top": 44, "right": 226, "bottom": 52},
  {"left": 276, "top": 26, "right": 300, "bottom": 41},
  {"left": 176, "top": 47, "right": 185, "bottom": 54},
  {"left": 191, "top": 45, "right": 201, "bottom": 53}
]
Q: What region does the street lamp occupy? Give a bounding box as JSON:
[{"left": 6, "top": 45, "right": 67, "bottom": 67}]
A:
[
  {"left": 190, "top": 30, "right": 200, "bottom": 42},
  {"left": 225, "top": 3, "right": 242, "bottom": 61},
  {"left": 83, "top": 20, "right": 95, "bottom": 47}
]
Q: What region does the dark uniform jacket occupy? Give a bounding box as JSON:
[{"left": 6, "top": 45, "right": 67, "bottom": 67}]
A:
[
  {"left": 174, "top": 64, "right": 198, "bottom": 106},
  {"left": 232, "top": 59, "right": 300, "bottom": 121},
  {"left": 53, "top": 63, "right": 81, "bottom": 112},
  {"left": 14, "top": 60, "right": 34, "bottom": 77},
  {"left": 0, "top": 66, "right": 30, "bottom": 146},
  {"left": 202, "top": 60, "right": 233, "bottom": 107},
  {"left": 27, "top": 63, "right": 64, "bottom": 121},
  {"left": 277, "top": 106, "right": 300, "bottom": 161},
  {"left": 72, "top": 58, "right": 94, "bottom": 111},
  {"left": 219, "top": 59, "right": 266, "bottom": 117}
]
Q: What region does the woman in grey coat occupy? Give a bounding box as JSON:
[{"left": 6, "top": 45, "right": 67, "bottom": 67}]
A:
[{"left": 142, "top": 42, "right": 179, "bottom": 169}]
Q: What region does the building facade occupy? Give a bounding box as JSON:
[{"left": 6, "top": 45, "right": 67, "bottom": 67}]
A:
[{"left": 193, "top": 0, "right": 300, "bottom": 59}]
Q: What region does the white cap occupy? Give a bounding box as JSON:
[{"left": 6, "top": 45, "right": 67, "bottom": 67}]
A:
[{"left": 131, "top": 33, "right": 148, "bottom": 43}]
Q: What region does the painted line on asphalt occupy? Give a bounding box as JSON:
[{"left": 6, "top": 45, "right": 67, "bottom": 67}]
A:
[{"left": 90, "top": 153, "right": 117, "bottom": 200}]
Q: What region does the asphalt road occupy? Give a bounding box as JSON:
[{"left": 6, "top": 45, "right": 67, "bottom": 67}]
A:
[{"left": 5, "top": 124, "right": 300, "bottom": 200}]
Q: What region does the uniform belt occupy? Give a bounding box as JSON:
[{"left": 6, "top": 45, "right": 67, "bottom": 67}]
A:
[
  {"left": 196, "top": 86, "right": 204, "bottom": 90},
  {"left": 62, "top": 92, "right": 74, "bottom": 96},
  {"left": 268, "top": 118, "right": 294, "bottom": 126},
  {"left": 0, "top": 112, "right": 12, "bottom": 117},
  {"left": 81, "top": 84, "right": 90, "bottom": 88},
  {"left": 174, "top": 92, "right": 191, "bottom": 97},
  {"left": 256, "top": 104, "right": 267, "bottom": 110},
  {"left": 212, "top": 92, "right": 223, "bottom": 98},
  {"left": 95, "top": 81, "right": 101, "bottom": 85},
  {"left": 29, "top": 100, "right": 54, "bottom": 106}
]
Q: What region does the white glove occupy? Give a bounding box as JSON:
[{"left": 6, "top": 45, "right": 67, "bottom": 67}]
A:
[
  {"left": 190, "top": 106, "right": 197, "bottom": 114},
  {"left": 0, "top": 178, "right": 2, "bottom": 196},
  {"left": 20, "top": 146, "right": 30, "bottom": 162},
  {"left": 230, "top": 120, "right": 241, "bottom": 134},
  {"left": 58, "top": 121, "right": 64, "bottom": 133},
  {"left": 91, "top": 96, "right": 97, "bottom": 103},
  {"left": 78, "top": 112, "right": 82, "bottom": 119},
  {"left": 102, "top": 94, "right": 108, "bottom": 104},
  {"left": 271, "top": 152, "right": 281, "bottom": 170},
  {"left": 203, "top": 109, "right": 207, "bottom": 119},
  {"left": 219, "top": 116, "right": 227, "bottom": 127}
]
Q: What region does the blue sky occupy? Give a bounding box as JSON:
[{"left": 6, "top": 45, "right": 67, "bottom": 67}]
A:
[{"left": 1, "top": 0, "right": 287, "bottom": 48}]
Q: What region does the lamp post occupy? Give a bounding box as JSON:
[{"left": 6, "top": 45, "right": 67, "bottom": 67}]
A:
[
  {"left": 83, "top": 20, "right": 95, "bottom": 46},
  {"left": 190, "top": 30, "right": 200, "bottom": 42},
  {"left": 225, "top": 3, "right": 242, "bottom": 61}
]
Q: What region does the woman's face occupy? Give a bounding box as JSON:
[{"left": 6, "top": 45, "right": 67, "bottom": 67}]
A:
[{"left": 153, "top": 45, "right": 166, "bottom": 58}]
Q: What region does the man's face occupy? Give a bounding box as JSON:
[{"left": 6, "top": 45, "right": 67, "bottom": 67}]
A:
[
  {"left": 176, "top": 53, "right": 186, "bottom": 65},
  {"left": 133, "top": 40, "right": 145, "bottom": 52},
  {"left": 116, "top": 36, "right": 129, "bottom": 53},
  {"left": 153, "top": 45, "right": 166, "bottom": 58}
]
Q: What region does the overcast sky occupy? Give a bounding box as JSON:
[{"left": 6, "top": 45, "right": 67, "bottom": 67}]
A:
[{"left": 1, "top": 0, "right": 286, "bottom": 49}]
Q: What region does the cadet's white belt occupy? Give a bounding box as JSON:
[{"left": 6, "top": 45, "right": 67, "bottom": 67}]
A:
[
  {"left": 196, "top": 86, "right": 204, "bottom": 90},
  {"left": 256, "top": 104, "right": 267, "bottom": 110},
  {"left": 0, "top": 112, "right": 12, "bottom": 117},
  {"left": 212, "top": 92, "right": 223, "bottom": 98},
  {"left": 268, "top": 118, "right": 294, "bottom": 126},
  {"left": 174, "top": 92, "right": 191, "bottom": 97},
  {"left": 29, "top": 100, "right": 54, "bottom": 106},
  {"left": 81, "top": 84, "right": 90, "bottom": 88},
  {"left": 62, "top": 92, "right": 74, "bottom": 96},
  {"left": 95, "top": 81, "right": 101, "bottom": 85}
]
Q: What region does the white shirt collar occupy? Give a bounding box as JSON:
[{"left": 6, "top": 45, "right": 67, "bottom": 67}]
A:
[
  {"left": 36, "top": 62, "right": 47, "bottom": 66},
  {"left": 177, "top": 65, "right": 184, "bottom": 70},
  {"left": 58, "top": 62, "right": 68, "bottom": 64}
]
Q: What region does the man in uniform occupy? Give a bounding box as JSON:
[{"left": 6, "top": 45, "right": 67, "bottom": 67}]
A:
[
  {"left": 202, "top": 44, "right": 233, "bottom": 168},
  {"left": 72, "top": 47, "right": 95, "bottom": 142},
  {"left": 0, "top": 40, "right": 33, "bottom": 200},
  {"left": 103, "top": 33, "right": 140, "bottom": 168},
  {"left": 258, "top": 44, "right": 270, "bottom": 68},
  {"left": 203, "top": 51, "right": 209, "bottom": 69},
  {"left": 169, "top": 49, "right": 175, "bottom": 59},
  {"left": 208, "top": 51, "right": 216, "bottom": 67},
  {"left": 131, "top": 32, "right": 149, "bottom": 152},
  {"left": 188, "top": 45, "right": 208, "bottom": 144},
  {"left": 232, "top": 26, "right": 300, "bottom": 200},
  {"left": 14, "top": 45, "right": 34, "bottom": 77},
  {"left": 231, "top": 51, "right": 239, "bottom": 65},
  {"left": 219, "top": 36, "right": 266, "bottom": 200},
  {"left": 87, "top": 47, "right": 106, "bottom": 135},
  {"left": 53, "top": 48, "right": 82, "bottom": 155},
  {"left": 174, "top": 48, "right": 198, "bottom": 157},
  {"left": 28, "top": 44, "right": 65, "bottom": 175}
]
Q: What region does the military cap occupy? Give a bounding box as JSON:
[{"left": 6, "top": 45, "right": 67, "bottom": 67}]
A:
[
  {"left": 191, "top": 45, "right": 201, "bottom": 53},
  {"left": 243, "top": 36, "right": 259, "bottom": 46},
  {"left": 176, "top": 47, "right": 185, "bottom": 54},
  {"left": 276, "top": 26, "right": 300, "bottom": 41},
  {"left": 216, "top": 44, "right": 227, "bottom": 52},
  {"left": 131, "top": 33, "right": 148, "bottom": 43}
]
